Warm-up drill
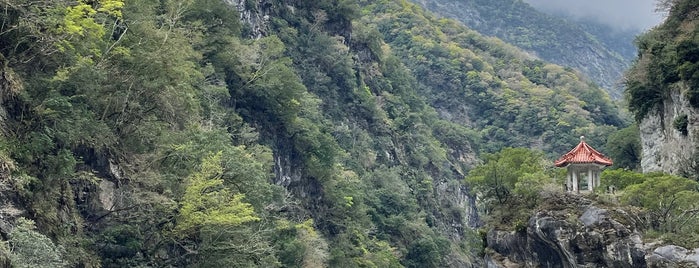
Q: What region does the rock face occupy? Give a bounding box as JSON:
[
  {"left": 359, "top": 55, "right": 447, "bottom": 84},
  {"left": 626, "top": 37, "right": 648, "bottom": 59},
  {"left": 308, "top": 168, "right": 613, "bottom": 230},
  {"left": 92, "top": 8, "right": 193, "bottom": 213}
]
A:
[
  {"left": 484, "top": 193, "right": 699, "bottom": 267},
  {"left": 485, "top": 194, "right": 647, "bottom": 267},
  {"left": 647, "top": 245, "right": 699, "bottom": 268},
  {"left": 639, "top": 84, "right": 698, "bottom": 175},
  {"left": 647, "top": 245, "right": 699, "bottom": 267},
  {"left": 226, "top": 0, "right": 271, "bottom": 39}
]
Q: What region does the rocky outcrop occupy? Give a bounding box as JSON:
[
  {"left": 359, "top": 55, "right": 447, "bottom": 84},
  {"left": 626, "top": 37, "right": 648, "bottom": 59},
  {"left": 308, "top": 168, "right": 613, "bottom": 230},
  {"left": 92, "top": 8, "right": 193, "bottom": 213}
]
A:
[
  {"left": 647, "top": 245, "right": 699, "bottom": 267},
  {"left": 72, "top": 147, "right": 128, "bottom": 220},
  {"left": 485, "top": 194, "right": 648, "bottom": 267},
  {"left": 484, "top": 193, "right": 699, "bottom": 267},
  {"left": 639, "top": 83, "right": 698, "bottom": 175},
  {"left": 226, "top": 0, "right": 272, "bottom": 39}
]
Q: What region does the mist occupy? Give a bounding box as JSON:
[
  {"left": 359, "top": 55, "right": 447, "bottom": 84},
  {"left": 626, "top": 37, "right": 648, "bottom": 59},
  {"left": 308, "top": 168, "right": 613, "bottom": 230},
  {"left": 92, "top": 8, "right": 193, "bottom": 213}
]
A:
[{"left": 522, "top": 0, "right": 665, "bottom": 31}]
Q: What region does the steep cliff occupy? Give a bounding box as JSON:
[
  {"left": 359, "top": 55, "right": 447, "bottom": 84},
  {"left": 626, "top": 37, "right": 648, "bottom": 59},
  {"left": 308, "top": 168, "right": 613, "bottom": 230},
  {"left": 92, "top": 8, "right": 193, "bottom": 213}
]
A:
[
  {"left": 627, "top": 0, "right": 699, "bottom": 176},
  {"left": 639, "top": 83, "right": 698, "bottom": 175},
  {"left": 226, "top": 0, "right": 271, "bottom": 38}
]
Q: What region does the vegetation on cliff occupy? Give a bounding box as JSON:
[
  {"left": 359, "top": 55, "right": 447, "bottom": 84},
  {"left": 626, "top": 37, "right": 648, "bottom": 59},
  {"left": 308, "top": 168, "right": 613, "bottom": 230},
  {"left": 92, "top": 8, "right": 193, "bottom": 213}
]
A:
[
  {"left": 620, "top": 0, "right": 699, "bottom": 249},
  {"left": 465, "top": 147, "right": 558, "bottom": 231},
  {"left": 476, "top": 0, "right": 699, "bottom": 264},
  {"left": 0, "top": 0, "right": 626, "bottom": 266},
  {"left": 626, "top": 0, "right": 699, "bottom": 120}
]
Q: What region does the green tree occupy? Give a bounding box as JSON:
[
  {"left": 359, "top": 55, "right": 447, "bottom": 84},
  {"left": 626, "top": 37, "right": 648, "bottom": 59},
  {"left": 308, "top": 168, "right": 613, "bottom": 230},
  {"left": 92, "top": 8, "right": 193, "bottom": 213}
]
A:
[
  {"left": 599, "top": 169, "right": 648, "bottom": 191},
  {"left": 175, "top": 152, "right": 259, "bottom": 237},
  {"left": 466, "top": 147, "right": 549, "bottom": 206},
  {"left": 5, "top": 218, "right": 66, "bottom": 268},
  {"left": 605, "top": 125, "right": 642, "bottom": 170},
  {"left": 169, "top": 152, "right": 280, "bottom": 267},
  {"left": 621, "top": 174, "right": 699, "bottom": 234}
]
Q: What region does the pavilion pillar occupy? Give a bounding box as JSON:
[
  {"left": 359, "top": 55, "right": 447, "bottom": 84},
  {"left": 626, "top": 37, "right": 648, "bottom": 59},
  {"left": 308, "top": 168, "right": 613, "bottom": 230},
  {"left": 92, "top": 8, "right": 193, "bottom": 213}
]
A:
[
  {"left": 572, "top": 169, "right": 578, "bottom": 193},
  {"left": 587, "top": 168, "right": 594, "bottom": 191}
]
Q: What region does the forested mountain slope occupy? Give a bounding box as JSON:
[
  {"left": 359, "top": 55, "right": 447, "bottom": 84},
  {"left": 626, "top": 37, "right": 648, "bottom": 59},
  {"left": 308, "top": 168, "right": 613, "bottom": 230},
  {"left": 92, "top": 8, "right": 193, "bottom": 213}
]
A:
[
  {"left": 362, "top": 0, "right": 623, "bottom": 155},
  {"left": 0, "top": 0, "right": 622, "bottom": 267},
  {"left": 411, "top": 0, "right": 638, "bottom": 99}
]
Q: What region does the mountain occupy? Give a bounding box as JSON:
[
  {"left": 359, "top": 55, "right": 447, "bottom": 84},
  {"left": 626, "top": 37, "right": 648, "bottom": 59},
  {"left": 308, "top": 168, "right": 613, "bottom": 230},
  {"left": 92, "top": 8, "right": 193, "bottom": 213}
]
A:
[
  {"left": 411, "top": 0, "right": 638, "bottom": 99},
  {"left": 361, "top": 0, "right": 624, "bottom": 156},
  {"left": 0, "top": 0, "right": 623, "bottom": 267}
]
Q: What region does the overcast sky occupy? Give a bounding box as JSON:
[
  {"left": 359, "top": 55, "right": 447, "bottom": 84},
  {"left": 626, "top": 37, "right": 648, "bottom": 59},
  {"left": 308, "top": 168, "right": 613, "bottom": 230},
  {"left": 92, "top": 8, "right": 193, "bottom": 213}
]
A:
[{"left": 522, "top": 0, "right": 665, "bottom": 31}]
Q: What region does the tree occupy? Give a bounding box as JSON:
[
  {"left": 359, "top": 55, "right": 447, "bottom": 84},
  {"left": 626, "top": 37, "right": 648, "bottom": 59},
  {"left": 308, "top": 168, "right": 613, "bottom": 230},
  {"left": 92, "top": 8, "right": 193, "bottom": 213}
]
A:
[
  {"left": 621, "top": 174, "right": 699, "bottom": 234},
  {"left": 174, "top": 152, "right": 259, "bottom": 237},
  {"left": 166, "top": 152, "right": 274, "bottom": 266},
  {"left": 656, "top": 0, "right": 681, "bottom": 14},
  {"left": 605, "top": 125, "right": 642, "bottom": 170},
  {"left": 4, "top": 218, "right": 66, "bottom": 268},
  {"left": 466, "top": 148, "right": 549, "bottom": 207},
  {"left": 599, "top": 168, "right": 647, "bottom": 191}
]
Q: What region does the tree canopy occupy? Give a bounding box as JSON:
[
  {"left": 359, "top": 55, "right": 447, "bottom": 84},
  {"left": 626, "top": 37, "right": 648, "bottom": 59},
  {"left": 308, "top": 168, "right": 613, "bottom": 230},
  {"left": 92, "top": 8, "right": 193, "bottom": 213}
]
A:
[{"left": 0, "top": 0, "right": 628, "bottom": 266}]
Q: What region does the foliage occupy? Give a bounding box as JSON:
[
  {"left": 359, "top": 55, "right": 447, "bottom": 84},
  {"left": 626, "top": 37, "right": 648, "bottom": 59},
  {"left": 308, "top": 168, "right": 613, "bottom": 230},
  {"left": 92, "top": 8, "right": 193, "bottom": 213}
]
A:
[
  {"left": 620, "top": 174, "right": 699, "bottom": 247},
  {"left": 605, "top": 125, "right": 642, "bottom": 170},
  {"left": 626, "top": 0, "right": 699, "bottom": 120},
  {"left": 466, "top": 147, "right": 554, "bottom": 228},
  {"left": 274, "top": 219, "right": 330, "bottom": 268},
  {"left": 5, "top": 218, "right": 66, "bottom": 268},
  {"left": 174, "top": 152, "right": 259, "bottom": 237},
  {"left": 362, "top": 0, "right": 623, "bottom": 157},
  {"left": 467, "top": 148, "right": 547, "bottom": 204},
  {"left": 605, "top": 170, "right": 699, "bottom": 247},
  {"left": 411, "top": 0, "right": 636, "bottom": 98},
  {"left": 673, "top": 114, "right": 689, "bottom": 136},
  {"left": 599, "top": 169, "right": 651, "bottom": 192},
  {"left": 0, "top": 0, "right": 629, "bottom": 266}
]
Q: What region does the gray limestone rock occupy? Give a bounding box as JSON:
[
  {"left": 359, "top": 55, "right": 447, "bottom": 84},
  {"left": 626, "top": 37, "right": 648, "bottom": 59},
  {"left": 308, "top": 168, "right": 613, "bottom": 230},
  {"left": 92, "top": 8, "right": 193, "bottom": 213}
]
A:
[
  {"left": 485, "top": 194, "right": 647, "bottom": 267},
  {"left": 648, "top": 245, "right": 699, "bottom": 267},
  {"left": 640, "top": 83, "right": 698, "bottom": 176}
]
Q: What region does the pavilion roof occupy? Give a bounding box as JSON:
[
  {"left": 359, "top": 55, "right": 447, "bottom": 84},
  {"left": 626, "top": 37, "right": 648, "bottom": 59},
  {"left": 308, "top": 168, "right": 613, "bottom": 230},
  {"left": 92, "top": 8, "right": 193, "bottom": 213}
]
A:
[{"left": 554, "top": 138, "right": 613, "bottom": 167}]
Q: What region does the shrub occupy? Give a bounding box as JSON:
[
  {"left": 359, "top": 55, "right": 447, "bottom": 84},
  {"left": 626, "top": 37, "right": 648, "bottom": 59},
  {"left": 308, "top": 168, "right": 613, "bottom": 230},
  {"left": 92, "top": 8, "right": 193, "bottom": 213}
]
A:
[{"left": 673, "top": 114, "right": 689, "bottom": 136}]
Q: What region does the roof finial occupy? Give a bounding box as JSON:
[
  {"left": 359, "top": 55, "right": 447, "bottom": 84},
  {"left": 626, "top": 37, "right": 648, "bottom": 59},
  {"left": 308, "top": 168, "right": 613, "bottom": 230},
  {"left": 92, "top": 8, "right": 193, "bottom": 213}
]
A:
[{"left": 580, "top": 135, "right": 585, "bottom": 141}]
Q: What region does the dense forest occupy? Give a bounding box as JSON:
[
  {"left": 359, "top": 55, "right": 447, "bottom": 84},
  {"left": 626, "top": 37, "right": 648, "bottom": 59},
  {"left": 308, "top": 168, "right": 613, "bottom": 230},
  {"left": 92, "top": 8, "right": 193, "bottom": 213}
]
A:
[
  {"left": 0, "top": 0, "right": 645, "bottom": 267},
  {"left": 410, "top": 0, "right": 638, "bottom": 98}
]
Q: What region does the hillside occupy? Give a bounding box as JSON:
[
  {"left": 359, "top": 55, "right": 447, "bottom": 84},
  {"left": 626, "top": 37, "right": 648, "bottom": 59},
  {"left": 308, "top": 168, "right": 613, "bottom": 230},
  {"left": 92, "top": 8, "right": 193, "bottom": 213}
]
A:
[
  {"left": 0, "top": 0, "right": 623, "bottom": 267},
  {"left": 362, "top": 0, "right": 624, "bottom": 156},
  {"left": 411, "top": 0, "right": 638, "bottom": 99}
]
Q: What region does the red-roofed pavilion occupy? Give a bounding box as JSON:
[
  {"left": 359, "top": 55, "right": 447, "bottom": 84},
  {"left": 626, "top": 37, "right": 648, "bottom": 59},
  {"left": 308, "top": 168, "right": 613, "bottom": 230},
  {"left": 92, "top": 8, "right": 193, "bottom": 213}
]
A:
[{"left": 555, "top": 136, "right": 613, "bottom": 193}]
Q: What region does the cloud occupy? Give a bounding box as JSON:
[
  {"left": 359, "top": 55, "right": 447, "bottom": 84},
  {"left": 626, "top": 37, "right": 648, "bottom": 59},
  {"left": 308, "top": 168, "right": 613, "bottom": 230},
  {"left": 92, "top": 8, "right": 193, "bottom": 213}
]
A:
[{"left": 522, "top": 0, "right": 665, "bottom": 30}]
